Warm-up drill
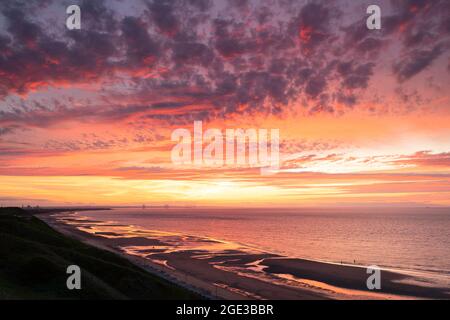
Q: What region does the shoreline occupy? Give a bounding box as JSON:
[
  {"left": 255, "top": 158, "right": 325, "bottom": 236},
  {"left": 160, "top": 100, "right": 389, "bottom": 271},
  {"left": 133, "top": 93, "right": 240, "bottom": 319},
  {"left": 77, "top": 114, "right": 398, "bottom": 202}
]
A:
[{"left": 37, "top": 210, "right": 450, "bottom": 300}]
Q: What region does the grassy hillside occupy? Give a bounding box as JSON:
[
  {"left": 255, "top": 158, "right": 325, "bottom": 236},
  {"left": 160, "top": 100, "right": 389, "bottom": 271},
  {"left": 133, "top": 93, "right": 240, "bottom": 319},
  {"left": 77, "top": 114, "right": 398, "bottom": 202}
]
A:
[{"left": 0, "top": 207, "right": 200, "bottom": 300}]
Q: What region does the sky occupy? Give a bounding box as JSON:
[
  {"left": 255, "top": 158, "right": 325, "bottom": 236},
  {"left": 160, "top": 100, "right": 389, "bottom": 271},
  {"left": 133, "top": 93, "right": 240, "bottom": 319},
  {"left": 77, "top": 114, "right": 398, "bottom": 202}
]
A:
[{"left": 0, "top": 0, "right": 449, "bottom": 207}]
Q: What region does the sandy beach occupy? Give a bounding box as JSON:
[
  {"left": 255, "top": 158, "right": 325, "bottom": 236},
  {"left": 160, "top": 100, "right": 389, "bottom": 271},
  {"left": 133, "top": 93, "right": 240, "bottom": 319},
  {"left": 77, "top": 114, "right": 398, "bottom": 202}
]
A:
[{"left": 37, "top": 211, "right": 450, "bottom": 300}]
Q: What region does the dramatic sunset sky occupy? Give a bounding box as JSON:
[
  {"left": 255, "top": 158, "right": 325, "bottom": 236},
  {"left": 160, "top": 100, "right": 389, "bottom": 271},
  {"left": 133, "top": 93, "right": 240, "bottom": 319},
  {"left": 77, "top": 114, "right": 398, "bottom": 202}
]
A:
[{"left": 0, "top": 0, "right": 449, "bottom": 207}]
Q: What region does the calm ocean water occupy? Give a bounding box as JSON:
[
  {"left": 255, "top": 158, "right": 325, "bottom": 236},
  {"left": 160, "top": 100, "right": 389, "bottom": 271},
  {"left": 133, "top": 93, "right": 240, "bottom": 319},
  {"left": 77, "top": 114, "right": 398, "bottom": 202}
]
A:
[{"left": 80, "top": 207, "right": 450, "bottom": 281}]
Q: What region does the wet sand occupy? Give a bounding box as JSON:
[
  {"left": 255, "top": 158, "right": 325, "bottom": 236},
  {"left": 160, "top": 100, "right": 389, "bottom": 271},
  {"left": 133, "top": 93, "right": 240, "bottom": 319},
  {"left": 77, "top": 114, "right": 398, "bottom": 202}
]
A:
[
  {"left": 38, "top": 211, "right": 450, "bottom": 300},
  {"left": 261, "top": 258, "right": 450, "bottom": 299}
]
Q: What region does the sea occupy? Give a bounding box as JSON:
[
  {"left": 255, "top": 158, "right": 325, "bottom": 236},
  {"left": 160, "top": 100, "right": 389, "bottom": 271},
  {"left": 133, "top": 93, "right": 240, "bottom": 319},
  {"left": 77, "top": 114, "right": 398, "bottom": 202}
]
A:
[{"left": 77, "top": 206, "right": 450, "bottom": 285}]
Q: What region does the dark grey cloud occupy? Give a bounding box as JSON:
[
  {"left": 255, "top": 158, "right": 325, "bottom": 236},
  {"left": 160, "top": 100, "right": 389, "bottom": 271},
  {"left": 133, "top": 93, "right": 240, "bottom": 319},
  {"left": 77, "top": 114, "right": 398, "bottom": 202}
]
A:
[
  {"left": 356, "top": 38, "right": 383, "bottom": 54},
  {"left": 393, "top": 44, "right": 444, "bottom": 82},
  {"left": 187, "top": 0, "right": 212, "bottom": 12},
  {"left": 338, "top": 61, "right": 375, "bottom": 89},
  {"left": 148, "top": 0, "right": 179, "bottom": 36},
  {"left": 121, "top": 16, "right": 159, "bottom": 65},
  {"left": 172, "top": 41, "right": 214, "bottom": 66},
  {"left": 335, "top": 93, "right": 357, "bottom": 107},
  {"left": 305, "top": 76, "right": 327, "bottom": 99},
  {"left": 0, "top": 126, "right": 15, "bottom": 136},
  {"left": 292, "top": 2, "right": 334, "bottom": 52},
  {"left": 0, "top": 0, "right": 449, "bottom": 126},
  {"left": 78, "top": 0, "right": 117, "bottom": 32}
]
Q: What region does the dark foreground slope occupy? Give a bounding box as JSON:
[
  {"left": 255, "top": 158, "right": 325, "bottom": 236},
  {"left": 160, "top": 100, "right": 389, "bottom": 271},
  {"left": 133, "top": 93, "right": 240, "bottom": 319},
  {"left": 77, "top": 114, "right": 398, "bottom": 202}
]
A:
[{"left": 0, "top": 207, "right": 200, "bottom": 299}]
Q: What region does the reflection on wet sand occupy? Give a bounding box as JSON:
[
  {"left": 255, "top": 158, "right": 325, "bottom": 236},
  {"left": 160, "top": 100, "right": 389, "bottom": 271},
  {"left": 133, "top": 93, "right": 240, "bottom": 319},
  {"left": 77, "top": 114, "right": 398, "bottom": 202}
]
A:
[{"left": 40, "top": 211, "right": 450, "bottom": 300}]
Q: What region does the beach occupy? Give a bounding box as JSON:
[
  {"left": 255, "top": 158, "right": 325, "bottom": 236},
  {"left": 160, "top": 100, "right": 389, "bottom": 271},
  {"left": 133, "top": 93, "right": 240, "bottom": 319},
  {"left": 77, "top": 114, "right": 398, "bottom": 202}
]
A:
[{"left": 37, "top": 210, "right": 450, "bottom": 300}]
